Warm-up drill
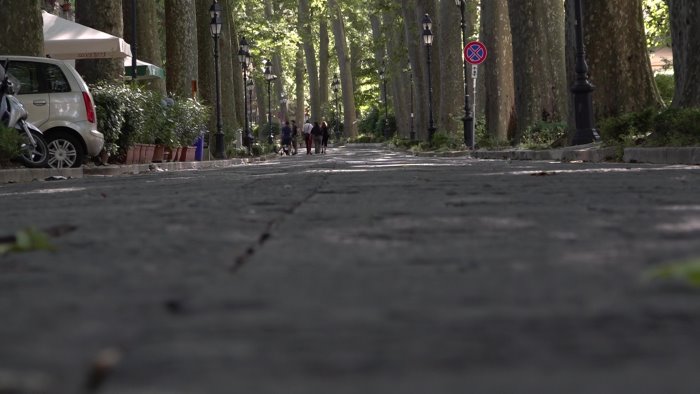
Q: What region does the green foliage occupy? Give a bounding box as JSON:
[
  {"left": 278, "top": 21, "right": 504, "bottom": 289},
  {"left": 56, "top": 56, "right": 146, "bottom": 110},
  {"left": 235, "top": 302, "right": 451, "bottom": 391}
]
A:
[
  {"left": 649, "top": 107, "right": 700, "bottom": 146},
  {"left": 599, "top": 108, "right": 657, "bottom": 145},
  {"left": 358, "top": 108, "right": 380, "bottom": 135},
  {"left": 0, "top": 125, "right": 22, "bottom": 165},
  {"left": 520, "top": 121, "right": 568, "bottom": 150},
  {"left": 430, "top": 131, "right": 463, "bottom": 150},
  {"left": 0, "top": 228, "right": 55, "bottom": 255},
  {"left": 92, "top": 83, "right": 210, "bottom": 154},
  {"left": 474, "top": 116, "right": 511, "bottom": 149},
  {"left": 643, "top": 0, "right": 671, "bottom": 48},
  {"left": 647, "top": 258, "right": 700, "bottom": 287},
  {"left": 600, "top": 107, "right": 700, "bottom": 147},
  {"left": 655, "top": 74, "right": 674, "bottom": 106}
]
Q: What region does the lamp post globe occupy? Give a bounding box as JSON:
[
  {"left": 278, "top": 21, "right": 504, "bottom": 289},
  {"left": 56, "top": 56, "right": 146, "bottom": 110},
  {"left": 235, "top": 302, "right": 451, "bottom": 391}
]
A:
[
  {"left": 209, "top": 0, "right": 224, "bottom": 159},
  {"left": 422, "top": 14, "right": 436, "bottom": 143}
]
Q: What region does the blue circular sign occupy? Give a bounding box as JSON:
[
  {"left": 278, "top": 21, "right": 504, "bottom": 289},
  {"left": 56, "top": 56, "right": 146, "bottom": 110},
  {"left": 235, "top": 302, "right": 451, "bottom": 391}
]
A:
[{"left": 464, "top": 41, "right": 488, "bottom": 65}]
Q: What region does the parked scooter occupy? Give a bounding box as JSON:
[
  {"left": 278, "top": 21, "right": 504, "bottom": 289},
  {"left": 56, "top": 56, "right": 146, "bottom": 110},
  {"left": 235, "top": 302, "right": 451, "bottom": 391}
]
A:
[{"left": 0, "top": 62, "right": 48, "bottom": 168}]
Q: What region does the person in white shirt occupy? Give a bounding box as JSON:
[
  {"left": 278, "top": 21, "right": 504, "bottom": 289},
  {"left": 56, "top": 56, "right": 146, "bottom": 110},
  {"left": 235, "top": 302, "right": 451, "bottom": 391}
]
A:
[{"left": 302, "top": 120, "right": 314, "bottom": 155}]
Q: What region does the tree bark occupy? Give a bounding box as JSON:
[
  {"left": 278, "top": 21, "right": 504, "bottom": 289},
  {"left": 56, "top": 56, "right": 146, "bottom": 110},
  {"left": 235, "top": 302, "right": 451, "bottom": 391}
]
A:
[
  {"left": 585, "top": 0, "right": 663, "bottom": 117},
  {"left": 437, "top": 0, "right": 463, "bottom": 136},
  {"left": 328, "top": 0, "right": 357, "bottom": 138},
  {"left": 319, "top": 20, "right": 330, "bottom": 110},
  {"left": 76, "top": 0, "right": 125, "bottom": 84},
  {"left": 298, "top": 0, "right": 321, "bottom": 123},
  {"left": 0, "top": 0, "right": 43, "bottom": 56},
  {"left": 123, "top": 0, "right": 166, "bottom": 93},
  {"left": 383, "top": 7, "right": 410, "bottom": 139},
  {"left": 295, "top": 44, "right": 306, "bottom": 126},
  {"left": 670, "top": 0, "right": 700, "bottom": 108},
  {"left": 165, "top": 0, "right": 197, "bottom": 99},
  {"left": 507, "top": 0, "right": 568, "bottom": 140},
  {"left": 400, "top": 0, "right": 427, "bottom": 141},
  {"left": 481, "top": 0, "right": 515, "bottom": 142}
]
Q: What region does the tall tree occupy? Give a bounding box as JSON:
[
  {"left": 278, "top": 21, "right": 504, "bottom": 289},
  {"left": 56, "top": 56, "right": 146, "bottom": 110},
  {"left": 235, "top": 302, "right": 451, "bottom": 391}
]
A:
[
  {"left": 328, "top": 0, "right": 358, "bottom": 138},
  {"left": 123, "top": 0, "right": 166, "bottom": 93},
  {"left": 507, "top": 0, "right": 568, "bottom": 140},
  {"left": 437, "top": 0, "right": 465, "bottom": 135},
  {"left": 76, "top": 0, "right": 125, "bottom": 83},
  {"left": 585, "top": 1, "right": 663, "bottom": 118},
  {"left": 165, "top": 0, "right": 198, "bottom": 99},
  {"left": 294, "top": 44, "right": 306, "bottom": 125},
  {"left": 1, "top": 0, "right": 43, "bottom": 56},
  {"left": 319, "top": 19, "right": 331, "bottom": 110},
  {"left": 298, "top": 0, "right": 321, "bottom": 122},
  {"left": 481, "top": 0, "right": 515, "bottom": 142},
  {"left": 669, "top": 0, "right": 700, "bottom": 108}
]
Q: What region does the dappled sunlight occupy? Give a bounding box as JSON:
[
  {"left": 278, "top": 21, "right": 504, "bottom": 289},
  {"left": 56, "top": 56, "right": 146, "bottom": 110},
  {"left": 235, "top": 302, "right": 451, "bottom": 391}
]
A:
[
  {"left": 657, "top": 218, "right": 700, "bottom": 233},
  {"left": 0, "top": 187, "right": 86, "bottom": 197}
]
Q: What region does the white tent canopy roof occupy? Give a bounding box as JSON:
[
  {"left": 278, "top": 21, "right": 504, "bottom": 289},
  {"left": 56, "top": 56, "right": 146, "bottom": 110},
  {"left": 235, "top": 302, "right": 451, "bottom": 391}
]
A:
[{"left": 42, "top": 11, "right": 131, "bottom": 60}]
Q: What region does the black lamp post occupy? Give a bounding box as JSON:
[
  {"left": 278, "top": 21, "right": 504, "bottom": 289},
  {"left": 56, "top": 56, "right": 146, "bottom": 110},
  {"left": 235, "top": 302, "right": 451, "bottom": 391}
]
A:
[
  {"left": 332, "top": 73, "right": 341, "bottom": 141},
  {"left": 238, "top": 37, "right": 252, "bottom": 153},
  {"left": 264, "top": 59, "right": 278, "bottom": 145},
  {"left": 407, "top": 61, "right": 415, "bottom": 141},
  {"left": 209, "top": 0, "right": 224, "bottom": 159},
  {"left": 247, "top": 78, "right": 254, "bottom": 127},
  {"left": 571, "top": 0, "right": 600, "bottom": 145},
  {"left": 422, "top": 14, "right": 436, "bottom": 143},
  {"left": 379, "top": 62, "right": 390, "bottom": 139},
  {"left": 455, "top": 0, "right": 474, "bottom": 149}
]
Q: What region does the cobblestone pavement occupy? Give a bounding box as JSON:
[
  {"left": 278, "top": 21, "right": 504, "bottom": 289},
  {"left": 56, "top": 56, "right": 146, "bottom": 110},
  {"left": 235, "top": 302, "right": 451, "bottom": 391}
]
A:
[{"left": 1, "top": 145, "right": 699, "bottom": 394}]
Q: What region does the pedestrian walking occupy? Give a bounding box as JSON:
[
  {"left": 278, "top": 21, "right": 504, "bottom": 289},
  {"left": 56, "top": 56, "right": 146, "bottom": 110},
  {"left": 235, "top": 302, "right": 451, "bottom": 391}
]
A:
[
  {"left": 303, "top": 119, "right": 313, "bottom": 155},
  {"left": 311, "top": 121, "right": 323, "bottom": 154},
  {"left": 279, "top": 121, "right": 292, "bottom": 155},
  {"left": 321, "top": 121, "right": 330, "bottom": 154},
  {"left": 291, "top": 120, "right": 299, "bottom": 155}
]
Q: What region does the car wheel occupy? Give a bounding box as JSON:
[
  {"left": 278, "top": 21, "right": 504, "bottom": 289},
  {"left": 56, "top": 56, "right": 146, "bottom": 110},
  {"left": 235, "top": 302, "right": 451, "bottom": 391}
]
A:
[
  {"left": 47, "top": 132, "right": 84, "bottom": 168},
  {"left": 17, "top": 127, "right": 49, "bottom": 168}
]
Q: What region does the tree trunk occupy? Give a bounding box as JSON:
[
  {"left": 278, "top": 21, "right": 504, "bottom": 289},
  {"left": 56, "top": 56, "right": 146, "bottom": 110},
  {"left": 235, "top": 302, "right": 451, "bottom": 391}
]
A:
[
  {"left": 298, "top": 0, "right": 321, "bottom": 123},
  {"left": 481, "top": 0, "right": 515, "bottom": 142},
  {"left": 295, "top": 44, "right": 306, "bottom": 126},
  {"left": 319, "top": 20, "right": 330, "bottom": 110},
  {"left": 227, "top": 5, "right": 244, "bottom": 129},
  {"left": 437, "top": 0, "right": 463, "bottom": 136},
  {"left": 400, "top": 0, "right": 427, "bottom": 141},
  {"left": 328, "top": 0, "right": 357, "bottom": 138},
  {"left": 264, "top": 0, "right": 287, "bottom": 125},
  {"left": 165, "top": 0, "right": 197, "bottom": 99},
  {"left": 585, "top": 0, "right": 663, "bottom": 118},
  {"left": 0, "top": 0, "right": 43, "bottom": 56},
  {"left": 670, "top": 0, "right": 700, "bottom": 108},
  {"left": 75, "top": 0, "right": 125, "bottom": 84},
  {"left": 123, "top": 0, "right": 166, "bottom": 93},
  {"left": 508, "top": 0, "right": 568, "bottom": 140},
  {"left": 384, "top": 7, "right": 410, "bottom": 139}
]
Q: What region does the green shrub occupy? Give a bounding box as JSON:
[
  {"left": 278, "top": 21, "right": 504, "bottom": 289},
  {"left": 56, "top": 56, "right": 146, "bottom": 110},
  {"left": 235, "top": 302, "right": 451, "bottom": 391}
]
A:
[
  {"left": 649, "top": 107, "right": 700, "bottom": 146},
  {"left": 358, "top": 108, "right": 379, "bottom": 135},
  {"left": 430, "top": 131, "right": 462, "bottom": 150},
  {"left": 655, "top": 74, "right": 674, "bottom": 106},
  {"left": 599, "top": 108, "right": 657, "bottom": 145},
  {"left": 520, "top": 121, "right": 568, "bottom": 149},
  {"left": 0, "top": 126, "right": 22, "bottom": 165}
]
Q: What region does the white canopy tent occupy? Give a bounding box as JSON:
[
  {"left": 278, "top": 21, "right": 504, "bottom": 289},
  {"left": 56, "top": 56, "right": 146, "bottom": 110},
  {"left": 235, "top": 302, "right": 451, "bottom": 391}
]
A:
[{"left": 42, "top": 11, "right": 131, "bottom": 60}]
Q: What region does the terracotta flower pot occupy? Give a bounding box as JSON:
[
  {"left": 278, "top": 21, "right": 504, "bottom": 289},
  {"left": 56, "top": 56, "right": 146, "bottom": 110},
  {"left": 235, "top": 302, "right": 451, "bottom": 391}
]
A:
[
  {"left": 152, "top": 144, "right": 165, "bottom": 162},
  {"left": 143, "top": 144, "right": 155, "bottom": 163},
  {"left": 125, "top": 145, "right": 137, "bottom": 164}
]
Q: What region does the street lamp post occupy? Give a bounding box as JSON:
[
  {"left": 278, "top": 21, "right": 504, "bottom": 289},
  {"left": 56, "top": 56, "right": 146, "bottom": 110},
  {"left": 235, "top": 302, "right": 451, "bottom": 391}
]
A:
[
  {"left": 263, "top": 59, "right": 278, "bottom": 145},
  {"left": 571, "top": 0, "right": 600, "bottom": 145},
  {"left": 332, "top": 74, "right": 341, "bottom": 141},
  {"left": 238, "top": 37, "right": 252, "bottom": 154},
  {"left": 209, "top": 0, "right": 224, "bottom": 159},
  {"left": 455, "top": 0, "right": 474, "bottom": 149},
  {"left": 247, "top": 78, "right": 254, "bottom": 130},
  {"left": 407, "top": 61, "right": 415, "bottom": 141},
  {"left": 379, "top": 62, "right": 389, "bottom": 139},
  {"left": 422, "top": 14, "right": 436, "bottom": 143}
]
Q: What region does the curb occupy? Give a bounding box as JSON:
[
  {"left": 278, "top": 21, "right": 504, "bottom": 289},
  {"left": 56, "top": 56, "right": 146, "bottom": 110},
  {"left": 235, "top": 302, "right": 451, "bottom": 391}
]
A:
[
  {"left": 0, "top": 167, "right": 83, "bottom": 184},
  {"left": 1, "top": 154, "right": 279, "bottom": 184},
  {"left": 624, "top": 147, "right": 700, "bottom": 165}
]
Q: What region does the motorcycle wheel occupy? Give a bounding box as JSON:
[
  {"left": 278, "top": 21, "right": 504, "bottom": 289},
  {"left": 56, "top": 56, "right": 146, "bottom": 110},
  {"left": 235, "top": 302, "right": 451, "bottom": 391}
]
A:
[{"left": 17, "top": 128, "right": 49, "bottom": 168}]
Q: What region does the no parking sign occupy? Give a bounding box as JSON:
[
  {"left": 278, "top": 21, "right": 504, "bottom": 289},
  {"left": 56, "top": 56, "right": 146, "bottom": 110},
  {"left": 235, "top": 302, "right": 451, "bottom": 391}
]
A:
[{"left": 464, "top": 41, "right": 487, "bottom": 65}]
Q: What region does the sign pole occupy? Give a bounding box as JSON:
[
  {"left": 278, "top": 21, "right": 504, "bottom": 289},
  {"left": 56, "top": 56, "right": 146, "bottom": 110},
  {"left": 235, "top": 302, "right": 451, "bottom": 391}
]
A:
[{"left": 464, "top": 41, "right": 488, "bottom": 150}]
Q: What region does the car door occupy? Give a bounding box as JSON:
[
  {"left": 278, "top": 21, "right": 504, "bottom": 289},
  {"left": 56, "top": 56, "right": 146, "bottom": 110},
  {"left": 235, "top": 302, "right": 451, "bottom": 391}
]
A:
[{"left": 6, "top": 61, "right": 51, "bottom": 128}]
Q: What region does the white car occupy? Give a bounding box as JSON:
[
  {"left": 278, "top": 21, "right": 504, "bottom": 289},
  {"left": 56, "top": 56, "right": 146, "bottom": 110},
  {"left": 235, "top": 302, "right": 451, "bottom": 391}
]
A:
[{"left": 0, "top": 55, "right": 104, "bottom": 168}]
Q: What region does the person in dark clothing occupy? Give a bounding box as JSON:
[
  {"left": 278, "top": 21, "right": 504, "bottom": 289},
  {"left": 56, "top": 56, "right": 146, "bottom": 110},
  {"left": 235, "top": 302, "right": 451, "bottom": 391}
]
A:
[
  {"left": 280, "top": 121, "right": 292, "bottom": 155},
  {"left": 320, "top": 121, "right": 330, "bottom": 154},
  {"left": 311, "top": 121, "right": 322, "bottom": 154},
  {"left": 291, "top": 120, "right": 299, "bottom": 155}
]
